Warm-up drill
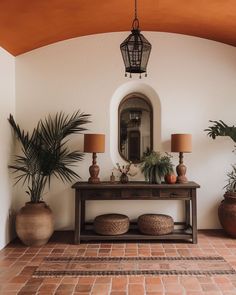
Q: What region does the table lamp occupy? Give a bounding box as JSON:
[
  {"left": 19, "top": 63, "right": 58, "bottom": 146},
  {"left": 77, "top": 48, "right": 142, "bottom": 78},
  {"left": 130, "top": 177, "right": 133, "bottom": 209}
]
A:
[
  {"left": 84, "top": 134, "right": 105, "bottom": 184},
  {"left": 171, "top": 134, "right": 192, "bottom": 184}
]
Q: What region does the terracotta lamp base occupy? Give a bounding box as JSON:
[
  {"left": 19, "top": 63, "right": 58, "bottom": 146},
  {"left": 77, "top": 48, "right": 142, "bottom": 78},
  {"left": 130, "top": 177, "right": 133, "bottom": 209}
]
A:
[
  {"left": 88, "top": 153, "right": 100, "bottom": 184},
  {"left": 176, "top": 163, "right": 188, "bottom": 184},
  {"left": 176, "top": 152, "right": 188, "bottom": 184}
]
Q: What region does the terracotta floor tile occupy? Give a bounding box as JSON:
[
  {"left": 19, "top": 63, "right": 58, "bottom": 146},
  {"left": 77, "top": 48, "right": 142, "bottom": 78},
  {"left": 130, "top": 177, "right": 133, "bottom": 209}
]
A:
[
  {"left": 179, "top": 277, "right": 201, "bottom": 291},
  {"left": 145, "top": 277, "right": 162, "bottom": 284},
  {"left": 162, "top": 276, "right": 179, "bottom": 284},
  {"left": 38, "top": 283, "right": 58, "bottom": 292},
  {"left": 213, "top": 276, "right": 230, "bottom": 284},
  {"left": 112, "top": 277, "right": 128, "bottom": 290},
  {"left": 2, "top": 230, "right": 236, "bottom": 295},
  {"left": 164, "top": 283, "right": 184, "bottom": 293},
  {"left": 95, "top": 277, "right": 112, "bottom": 284},
  {"left": 77, "top": 277, "right": 95, "bottom": 284},
  {"left": 151, "top": 251, "right": 165, "bottom": 256},
  {"left": 197, "top": 276, "right": 213, "bottom": 283},
  {"left": 111, "top": 251, "right": 125, "bottom": 256},
  {"left": 100, "top": 244, "right": 112, "bottom": 249},
  {"left": 129, "top": 276, "right": 145, "bottom": 284},
  {"left": 217, "top": 282, "right": 235, "bottom": 291},
  {"left": 75, "top": 283, "right": 93, "bottom": 292},
  {"left": 54, "top": 291, "right": 73, "bottom": 295},
  {"left": 128, "top": 283, "right": 145, "bottom": 295},
  {"left": 61, "top": 277, "right": 79, "bottom": 284},
  {"left": 20, "top": 266, "right": 37, "bottom": 275},
  {"left": 18, "top": 284, "right": 41, "bottom": 292},
  {"left": 185, "top": 292, "right": 205, "bottom": 295},
  {"left": 1, "top": 283, "right": 25, "bottom": 291},
  {"left": 91, "top": 283, "right": 111, "bottom": 294},
  {"left": 9, "top": 275, "right": 29, "bottom": 283},
  {"left": 145, "top": 283, "right": 163, "bottom": 292},
  {"left": 56, "top": 283, "right": 75, "bottom": 291},
  {"left": 201, "top": 283, "right": 220, "bottom": 291},
  {"left": 43, "top": 277, "right": 62, "bottom": 284}
]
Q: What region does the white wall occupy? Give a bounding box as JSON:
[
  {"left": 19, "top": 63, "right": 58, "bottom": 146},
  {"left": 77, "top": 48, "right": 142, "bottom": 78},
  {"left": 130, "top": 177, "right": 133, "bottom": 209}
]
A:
[
  {"left": 0, "top": 47, "right": 15, "bottom": 249},
  {"left": 15, "top": 32, "right": 236, "bottom": 229}
]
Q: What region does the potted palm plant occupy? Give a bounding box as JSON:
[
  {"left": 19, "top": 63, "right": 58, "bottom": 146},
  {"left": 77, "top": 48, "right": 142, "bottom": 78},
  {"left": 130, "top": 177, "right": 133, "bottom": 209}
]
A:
[
  {"left": 141, "top": 151, "right": 174, "bottom": 184},
  {"left": 205, "top": 120, "right": 236, "bottom": 237},
  {"left": 9, "top": 111, "right": 90, "bottom": 246}
]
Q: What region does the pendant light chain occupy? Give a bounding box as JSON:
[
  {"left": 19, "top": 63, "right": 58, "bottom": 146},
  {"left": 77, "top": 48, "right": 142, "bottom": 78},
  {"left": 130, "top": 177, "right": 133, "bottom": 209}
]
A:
[
  {"left": 133, "top": 0, "right": 139, "bottom": 30},
  {"left": 135, "top": 0, "right": 137, "bottom": 20}
]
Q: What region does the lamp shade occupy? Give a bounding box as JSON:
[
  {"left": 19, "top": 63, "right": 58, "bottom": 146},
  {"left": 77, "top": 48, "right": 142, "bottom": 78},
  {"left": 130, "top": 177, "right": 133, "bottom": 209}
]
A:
[
  {"left": 171, "top": 134, "right": 192, "bottom": 153},
  {"left": 84, "top": 134, "right": 105, "bottom": 153}
]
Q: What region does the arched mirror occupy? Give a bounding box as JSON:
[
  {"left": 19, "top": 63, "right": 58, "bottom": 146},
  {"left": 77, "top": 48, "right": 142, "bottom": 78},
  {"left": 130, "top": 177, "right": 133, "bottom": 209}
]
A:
[{"left": 118, "top": 93, "right": 153, "bottom": 163}]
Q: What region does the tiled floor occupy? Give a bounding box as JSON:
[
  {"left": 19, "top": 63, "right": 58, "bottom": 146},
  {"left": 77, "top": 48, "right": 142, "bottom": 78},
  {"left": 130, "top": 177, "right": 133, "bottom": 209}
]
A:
[{"left": 1, "top": 230, "right": 236, "bottom": 294}]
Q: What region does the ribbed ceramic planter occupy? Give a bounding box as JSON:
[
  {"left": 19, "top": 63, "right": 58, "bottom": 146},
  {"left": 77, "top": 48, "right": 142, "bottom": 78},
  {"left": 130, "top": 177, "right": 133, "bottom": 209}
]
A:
[{"left": 16, "top": 201, "right": 54, "bottom": 246}]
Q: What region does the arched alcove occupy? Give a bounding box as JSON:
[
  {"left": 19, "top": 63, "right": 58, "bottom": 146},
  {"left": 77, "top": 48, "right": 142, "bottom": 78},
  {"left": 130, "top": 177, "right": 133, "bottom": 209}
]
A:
[{"left": 110, "top": 81, "right": 161, "bottom": 168}]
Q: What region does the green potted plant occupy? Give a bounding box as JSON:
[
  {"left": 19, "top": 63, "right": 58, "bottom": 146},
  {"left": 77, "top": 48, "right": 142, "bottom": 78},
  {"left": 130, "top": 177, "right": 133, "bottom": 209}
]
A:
[
  {"left": 8, "top": 111, "right": 90, "bottom": 246},
  {"left": 141, "top": 151, "right": 174, "bottom": 184},
  {"left": 205, "top": 120, "right": 236, "bottom": 237},
  {"left": 218, "top": 165, "right": 236, "bottom": 237}
]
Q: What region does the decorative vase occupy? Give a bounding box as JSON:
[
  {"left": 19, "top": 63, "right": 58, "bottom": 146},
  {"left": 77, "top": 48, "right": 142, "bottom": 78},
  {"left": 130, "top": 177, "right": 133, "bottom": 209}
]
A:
[
  {"left": 120, "top": 173, "right": 129, "bottom": 184},
  {"left": 16, "top": 201, "right": 54, "bottom": 246},
  {"left": 165, "top": 173, "right": 177, "bottom": 184},
  {"left": 218, "top": 192, "right": 236, "bottom": 237}
]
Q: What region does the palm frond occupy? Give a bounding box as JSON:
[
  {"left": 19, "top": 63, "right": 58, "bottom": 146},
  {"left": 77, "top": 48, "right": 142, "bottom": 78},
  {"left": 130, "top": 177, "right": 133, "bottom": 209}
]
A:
[
  {"left": 8, "top": 114, "right": 30, "bottom": 148},
  {"left": 8, "top": 111, "right": 90, "bottom": 202},
  {"left": 205, "top": 120, "right": 236, "bottom": 142},
  {"left": 224, "top": 165, "right": 236, "bottom": 192},
  {"left": 39, "top": 111, "right": 91, "bottom": 149}
]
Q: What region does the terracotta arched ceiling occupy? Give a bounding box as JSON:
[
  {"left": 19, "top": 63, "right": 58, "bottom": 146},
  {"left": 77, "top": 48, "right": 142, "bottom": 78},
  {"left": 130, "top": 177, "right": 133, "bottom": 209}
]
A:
[{"left": 0, "top": 0, "right": 236, "bottom": 56}]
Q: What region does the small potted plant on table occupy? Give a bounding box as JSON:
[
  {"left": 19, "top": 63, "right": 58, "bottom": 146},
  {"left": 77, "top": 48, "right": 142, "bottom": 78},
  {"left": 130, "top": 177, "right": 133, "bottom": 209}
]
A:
[
  {"left": 141, "top": 151, "right": 174, "bottom": 184},
  {"left": 9, "top": 111, "right": 90, "bottom": 246}
]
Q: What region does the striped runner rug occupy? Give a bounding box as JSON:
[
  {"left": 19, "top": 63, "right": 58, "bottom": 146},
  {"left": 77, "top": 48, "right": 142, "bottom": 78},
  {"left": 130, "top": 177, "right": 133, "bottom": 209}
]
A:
[{"left": 33, "top": 256, "right": 236, "bottom": 277}]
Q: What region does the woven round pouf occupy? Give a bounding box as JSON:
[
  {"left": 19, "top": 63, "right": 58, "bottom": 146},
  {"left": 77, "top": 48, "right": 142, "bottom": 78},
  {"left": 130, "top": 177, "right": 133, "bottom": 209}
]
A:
[
  {"left": 138, "top": 214, "right": 174, "bottom": 235},
  {"left": 94, "top": 214, "right": 129, "bottom": 235}
]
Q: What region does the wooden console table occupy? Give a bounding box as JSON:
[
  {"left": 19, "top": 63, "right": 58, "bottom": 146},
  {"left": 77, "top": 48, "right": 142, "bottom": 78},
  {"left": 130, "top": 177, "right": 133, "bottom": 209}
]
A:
[{"left": 72, "top": 181, "right": 200, "bottom": 244}]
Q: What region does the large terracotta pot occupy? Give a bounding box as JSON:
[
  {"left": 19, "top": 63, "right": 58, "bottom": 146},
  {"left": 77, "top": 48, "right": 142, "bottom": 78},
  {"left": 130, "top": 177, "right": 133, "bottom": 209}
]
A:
[
  {"left": 218, "top": 192, "right": 236, "bottom": 238},
  {"left": 16, "top": 201, "right": 54, "bottom": 246}
]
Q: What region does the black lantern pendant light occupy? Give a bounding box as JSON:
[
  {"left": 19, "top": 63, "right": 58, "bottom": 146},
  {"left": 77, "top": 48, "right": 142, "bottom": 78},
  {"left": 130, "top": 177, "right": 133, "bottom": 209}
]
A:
[{"left": 120, "top": 0, "right": 152, "bottom": 78}]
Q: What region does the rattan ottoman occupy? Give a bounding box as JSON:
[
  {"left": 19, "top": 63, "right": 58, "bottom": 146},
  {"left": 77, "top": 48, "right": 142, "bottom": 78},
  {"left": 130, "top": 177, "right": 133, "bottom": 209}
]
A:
[
  {"left": 94, "top": 214, "right": 130, "bottom": 235},
  {"left": 137, "top": 214, "right": 174, "bottom": 235}
]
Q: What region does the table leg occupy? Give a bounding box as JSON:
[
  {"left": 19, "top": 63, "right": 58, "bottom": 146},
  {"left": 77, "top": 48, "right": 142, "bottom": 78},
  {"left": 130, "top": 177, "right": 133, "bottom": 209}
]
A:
[
  {"left": 191, "top": 189, "right": 197, "bottom": 244},
  {"left": 81, "top": 200, "right": 85, "bottom": 231},
  {"left": 185, "top": 200, "right": 190, "bottom": 229},
  {"left": 74, "top": 190, "right": 81, "bottom": 244}
]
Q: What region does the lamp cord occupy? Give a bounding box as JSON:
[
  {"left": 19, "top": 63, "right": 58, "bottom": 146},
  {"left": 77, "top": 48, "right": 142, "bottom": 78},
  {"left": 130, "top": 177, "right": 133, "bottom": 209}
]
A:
[{"left": 135, "top": 0, "right": 137, "bottom": 20}]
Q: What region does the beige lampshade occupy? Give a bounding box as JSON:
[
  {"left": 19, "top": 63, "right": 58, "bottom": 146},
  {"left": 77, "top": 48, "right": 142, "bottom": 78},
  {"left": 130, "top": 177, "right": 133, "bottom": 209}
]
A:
[
  {"left": 84, "top": 134, "right": 105, "bottom": 153},
  {"left": 171, "top": 134, "right": 192, "bottom": 153}
]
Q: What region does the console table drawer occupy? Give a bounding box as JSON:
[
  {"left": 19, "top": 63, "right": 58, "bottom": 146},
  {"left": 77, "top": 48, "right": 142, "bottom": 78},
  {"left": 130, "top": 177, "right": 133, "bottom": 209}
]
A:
[
  {"left": 121, "top": 189, "right": 152, "bottom": 198},
  {"left": 82, "top": 190, "right": 120, "bottom": 199},
  {"left": 159, "top": 189, "right": 190, "bottom": 198}
]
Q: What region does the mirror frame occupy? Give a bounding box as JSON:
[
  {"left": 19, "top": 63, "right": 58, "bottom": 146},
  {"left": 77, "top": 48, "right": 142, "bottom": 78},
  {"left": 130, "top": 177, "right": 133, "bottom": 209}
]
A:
[{"left": 118, "top": 92, "right": 153, "bottom": 163}]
